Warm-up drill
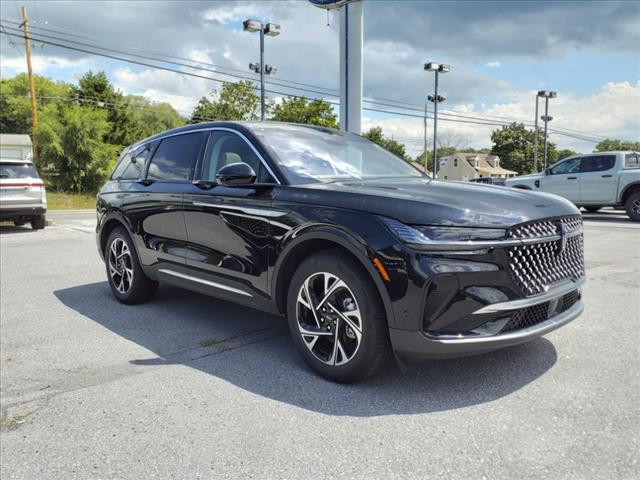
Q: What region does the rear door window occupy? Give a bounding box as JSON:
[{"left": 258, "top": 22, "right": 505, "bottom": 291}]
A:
[
  {"left": 147, "top": 132, "right": 206, "bottom": 182},
  {"left": 0, "top": 163, "right": 39, "bottom": 178},
  {"left": 580, "top": 155, "right": 615, "bottom": 172}
]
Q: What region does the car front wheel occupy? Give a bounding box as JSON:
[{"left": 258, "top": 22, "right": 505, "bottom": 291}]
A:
[
  {"left": 105, "top": 227, "right": 158, "bottom": 304},
  {"left": 286, "top": 251, "right": 390, "bottom": 383},
  {"left": 625, "top": 191, "right": 640, "bottom": 222}
]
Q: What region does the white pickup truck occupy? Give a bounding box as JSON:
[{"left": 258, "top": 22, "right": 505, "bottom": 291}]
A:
[{"left": 505, "top": 151, "right": 640, "bottom": 221}]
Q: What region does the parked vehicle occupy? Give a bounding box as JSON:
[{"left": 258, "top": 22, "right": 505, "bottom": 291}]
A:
[
  {"left": 96, "top": 122, "right": 585, "bottom": 382},
  {"left": 505, "top": 151, "right": 640, "bottom": 221},
  {"left": 468, "top": 176, "right": 506, "bottom": 186},
  {"left": 0, "top": 158, "right": 47, "bottom": 229}
]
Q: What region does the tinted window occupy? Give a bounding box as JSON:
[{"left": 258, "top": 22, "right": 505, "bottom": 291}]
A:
[
  {"left": 0, "top": 163, "right": 39, "bottom": 178},
  {"left": 580, "top": 155, "right": 615, "bottom": 172},
  {"left": 550, "top": 158, "right": 581, "bottom": 174},
  {"left": 202, "top": 131, "right": 273, "bottom": 183},
  {"left": 625, "top": 153, "right": 639, "bottom": 169},
  {"left": 111, "top": 145, "right": 151, "bottom": 181},
  {"left": 147, "top": 132, "right": 205, "bottom": 181}
]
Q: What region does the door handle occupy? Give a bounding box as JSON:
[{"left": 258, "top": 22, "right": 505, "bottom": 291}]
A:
[
  {"left": 567, "top": 177, "right": 577, "bottom": 180},
  {"left": 601, "top": 174, "right": 613, "bottom": 178},
  {"left": 136, "top": 179, "right": 155, "bottom": 186}
]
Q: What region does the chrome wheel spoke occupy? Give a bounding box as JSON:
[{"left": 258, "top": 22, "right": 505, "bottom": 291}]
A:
[
  {"left": 295, "top": 271, "right": 363, "bottom": 367},
  {"left": 108, "top": 238, "right": 133, "bottom": 294}
]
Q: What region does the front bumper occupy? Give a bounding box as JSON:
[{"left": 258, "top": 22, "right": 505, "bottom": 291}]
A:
[{"left": 389, "top": 286, "right": 583, "bottom": 361}]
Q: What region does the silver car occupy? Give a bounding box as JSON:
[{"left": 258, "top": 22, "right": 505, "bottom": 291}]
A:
[{"left": 0, "top": 159, "right": 47, "bottom": 229}]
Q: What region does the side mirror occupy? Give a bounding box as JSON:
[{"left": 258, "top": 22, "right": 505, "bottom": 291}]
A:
[
  {"left": 544, "top": 168, "right": 551, "bottom": 175},
  {"left": 216, "top": 162, "right": 256, "bottom": 186}
]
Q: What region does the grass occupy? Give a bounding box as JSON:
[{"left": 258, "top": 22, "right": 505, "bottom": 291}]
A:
[{"left": 46, "top": 191, "right": 96, "bottom": 210}]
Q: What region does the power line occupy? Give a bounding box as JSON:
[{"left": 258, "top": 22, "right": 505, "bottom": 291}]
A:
[{"left": 0, "top": 24, "right": 605, "bottom": 143}]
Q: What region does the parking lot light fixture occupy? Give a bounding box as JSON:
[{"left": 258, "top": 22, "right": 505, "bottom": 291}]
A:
[
  {"left": 244, "top": 19, "right": 281, "bottom": 121},
  {"left": 537, "top": 90, "right": 557, "bottom": 171},
  {"left": 424, "top": 62, "right": 450, "bottom": 178}
]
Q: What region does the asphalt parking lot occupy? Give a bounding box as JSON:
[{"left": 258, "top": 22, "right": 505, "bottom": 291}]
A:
[{"left": 1, "top": 209, "right": 639, "bottom": 479}]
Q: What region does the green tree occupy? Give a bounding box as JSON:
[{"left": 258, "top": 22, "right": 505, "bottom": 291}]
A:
[
  {"left": 0, "top": 73, "right": 71, "bottom": 134},
  {"left": 490, "top": 122, "right": 558, "bottom": 174},
  {"left": 594, "top": 138, "right": 640, "bottom": 152},
  {"left": 363, "top": 127, "right": 409, "bottom": 161},
  {"left": 556, "top": 148, "right": 579, "bottom": 160},
  {"left": 190, "top": 81, "right": 260, "bottom": 122},
  {"left": 109, "top": 96, "right": 185, "bottom": 146},
  {"left": 34, "top": 102, "right": 120, "bottom": 192},
  {"left": 271, "top": 97, "right": 338, "bottom": 128}
]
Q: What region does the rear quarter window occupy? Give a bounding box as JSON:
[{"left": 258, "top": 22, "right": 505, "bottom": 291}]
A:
[{"left": 624, "top": 153, "right": 640, "bottom": 169}]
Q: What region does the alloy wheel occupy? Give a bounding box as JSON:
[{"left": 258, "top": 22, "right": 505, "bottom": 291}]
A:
[
  {"left": 108, "top": 237, "right": 133, "bottom": 294},
  {"left": 296, "top": 272, "right": 362, "bottom": 366},
  {"left": 632, "top": 198, "right": 640, "bottom": 216}
]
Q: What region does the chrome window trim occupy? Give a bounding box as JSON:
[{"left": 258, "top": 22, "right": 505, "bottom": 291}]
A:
[
  {"left": 472, "top": 277, "right": 585, "bottom": 314},
  {"left": 407, "top": 225, "right": 583, "bottom": 252},
  {"left": 158, "top": 268, "right": 253, "bottom": 297},
  {"left": 156, "top": 127, "right": 282, "bottom": 185}
]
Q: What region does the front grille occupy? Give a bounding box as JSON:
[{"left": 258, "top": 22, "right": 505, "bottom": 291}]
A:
[
  {"left": 502, "top": 302, "right": 550, "bottom": 332},
  {"left": 501, "top": 289, "right": 582, "bottom": 333},
  {"left": 507, "top": 216, "right": 584, "bottom": 296}
]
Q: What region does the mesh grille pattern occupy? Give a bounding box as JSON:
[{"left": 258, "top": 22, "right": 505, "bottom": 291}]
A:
[
  {"left": 502, "top": 302, "right": 550, "bottom": 332},
  {"left": 558, "top": 289, "right": 581, "bottom": 313},
  {"left": 507, "top": 216, "right": 584, "bottom": 296}
]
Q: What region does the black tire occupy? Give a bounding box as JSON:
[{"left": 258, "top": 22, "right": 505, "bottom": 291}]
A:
[
  {"left": 13, "top": 219, "right": 26, "bottom": 226},
  {"left": 625, "top": 191, "right": 640, "bottom": 222},
  {"left": 105, "top": 227, "right": 158, "bottom": 304},
  {"left": 583, "top": 206, "right": 601, "bottom": 213},
  {"left": 286, "top": 250, "right": 391, "bottom": 383},
  {"left": 30, "top": 215, "right": 45, "bottom": 230}
]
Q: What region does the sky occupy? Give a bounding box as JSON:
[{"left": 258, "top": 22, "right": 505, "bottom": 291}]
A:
[{"left": 1, "top": 0, "right": 639, "bottom": 156}]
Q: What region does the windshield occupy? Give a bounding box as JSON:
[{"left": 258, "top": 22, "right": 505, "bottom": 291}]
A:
[
  {"left": 0, "top": 163, "right": 39, "bottom": 179},
  {"left": 252, "top": 124, "right": 424, "bottom": 184}
]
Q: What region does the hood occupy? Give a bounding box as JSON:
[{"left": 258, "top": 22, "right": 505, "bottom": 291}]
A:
[{"left": 279, "top": 177, "right": 579, "bottom": 228}]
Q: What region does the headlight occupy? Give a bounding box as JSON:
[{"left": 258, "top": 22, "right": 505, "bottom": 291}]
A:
[{"left": 380, "top": 217, "right": 506, "bottom": 250}]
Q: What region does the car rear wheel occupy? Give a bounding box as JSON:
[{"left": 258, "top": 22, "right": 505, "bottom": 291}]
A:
[
  {"left": 30, "top": 215, "right": 45, "bottom": 230},
  {"left": 625, "top": 191, "right": 640, "bottom": 222},
  {"left": 105, "top": 227, "right": 158, "bottom": 304},
  {"left": 286, "top": 250, "right": 390, "bottom": 383}
]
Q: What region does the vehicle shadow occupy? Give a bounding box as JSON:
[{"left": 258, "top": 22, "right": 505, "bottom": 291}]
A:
[
  {"left": 581, "top": 209, "right": 632, "bottom": 225},
  {"left": 0, "top": 225, "right": 39, "bottom": 235},
  {"left": 54, "top": 282, "right": 558, "bottom": 417}
]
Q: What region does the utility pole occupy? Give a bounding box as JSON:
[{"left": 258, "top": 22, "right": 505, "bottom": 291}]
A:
[
  {"left": 423, "top": 102, "right": 428, "bottom": 174},
  {"left": 533, "top": 94, "right": 539, "bottom": 172},
  {"left": 432, "top": 69, "right": 439, "bottom": 177},
  {"left": 20, "top": 6, "right": 38, "bottom": 131}
]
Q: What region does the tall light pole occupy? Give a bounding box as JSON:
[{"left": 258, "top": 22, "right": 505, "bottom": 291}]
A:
[
  {"left": 537, "top": 90, "right": 557, "bottom": 171},
  {"left": 425, "top": 62, "right": 449, "bottom": 178},
  {"left": 243, "top": 19, "right": 281, "bottom": 121},
  {"left": 533, "top": 94, "right": 540, "bottom": 172},
  {"left": 423, "top": 102, "right": 428, "bottom": 173}
]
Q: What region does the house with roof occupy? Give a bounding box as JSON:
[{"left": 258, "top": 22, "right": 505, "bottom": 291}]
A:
[{"left": 437, "top": 152, "right": 517, "bottom": 181}]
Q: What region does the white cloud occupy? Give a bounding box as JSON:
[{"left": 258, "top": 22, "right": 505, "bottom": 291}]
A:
[
  {"left": 0, "top": 54, "right": 89, "bottom": 75},
  {"left": 485, "top": 61, "right": 501, "bottom": 68},
  {"left": 364, "top": 81, "right": 640, "bottom": 157}
]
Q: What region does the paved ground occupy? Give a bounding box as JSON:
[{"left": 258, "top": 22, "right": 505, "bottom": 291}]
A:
[{"left": 1, "top": 209, "right": 638, "bottom": 479}]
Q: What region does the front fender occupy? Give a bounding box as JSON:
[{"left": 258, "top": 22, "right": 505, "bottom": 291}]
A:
[{"left": 271, "top": 224, "right": 397, "bottom": 328}]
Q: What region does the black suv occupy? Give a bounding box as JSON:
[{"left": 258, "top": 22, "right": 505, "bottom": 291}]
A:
[{"left": 96, "top": 122, "right": 585, "bottom": 382}]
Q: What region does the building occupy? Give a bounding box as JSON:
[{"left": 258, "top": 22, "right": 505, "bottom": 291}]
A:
[
  {"left": 438, "top": 152, "right": 517, "bottom": 181},
  {"left": 0, "top": 134, "right": 33, "bottom": 162}
]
